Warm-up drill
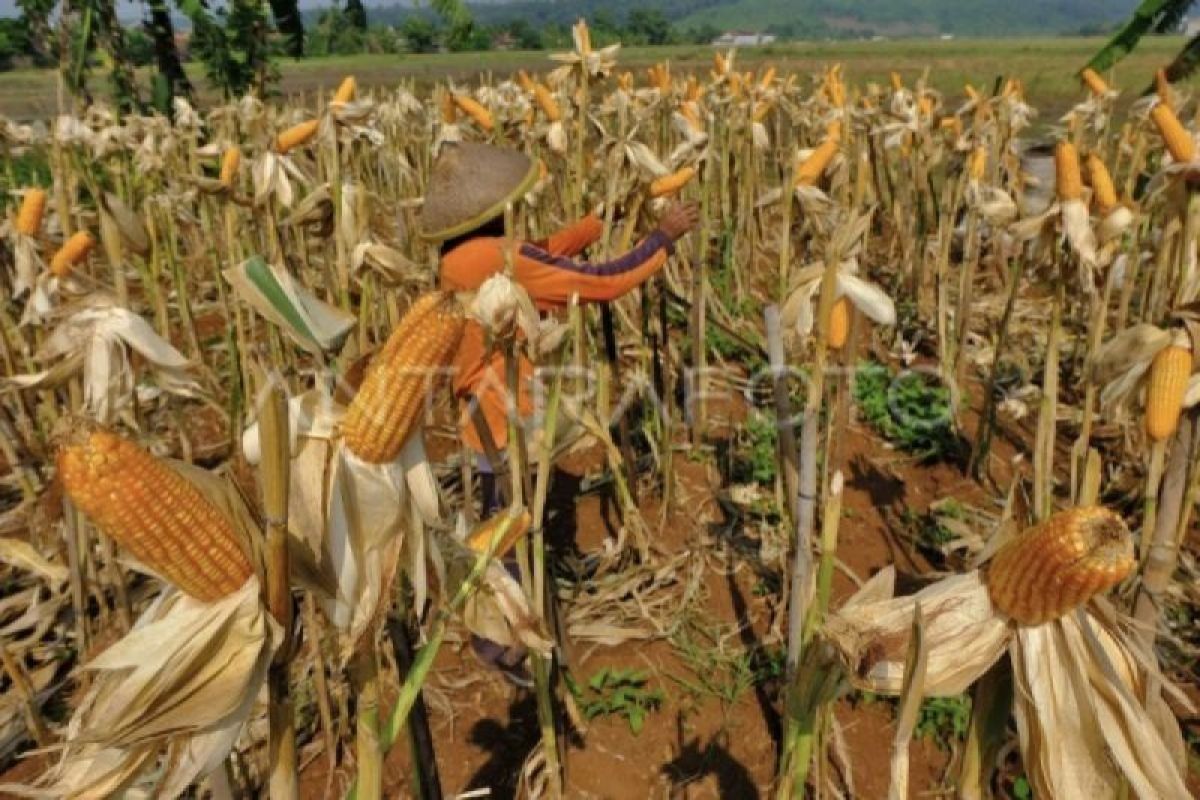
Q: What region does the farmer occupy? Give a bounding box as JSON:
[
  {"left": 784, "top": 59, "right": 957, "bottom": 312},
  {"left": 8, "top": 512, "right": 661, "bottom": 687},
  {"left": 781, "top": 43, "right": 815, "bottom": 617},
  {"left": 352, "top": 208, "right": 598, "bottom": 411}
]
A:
[{"left": 418, "top": 141, "right": 698, "bottom": 681}]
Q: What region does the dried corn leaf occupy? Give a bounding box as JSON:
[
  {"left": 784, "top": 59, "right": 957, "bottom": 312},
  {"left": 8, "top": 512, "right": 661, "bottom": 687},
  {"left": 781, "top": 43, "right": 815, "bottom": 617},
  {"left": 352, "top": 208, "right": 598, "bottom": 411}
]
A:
[
  {"left": 0, "top": 538, "right": 67, "bottom": 585},
  {"left": 823, "top": 568, "right": 1009, "bottom": 696}
]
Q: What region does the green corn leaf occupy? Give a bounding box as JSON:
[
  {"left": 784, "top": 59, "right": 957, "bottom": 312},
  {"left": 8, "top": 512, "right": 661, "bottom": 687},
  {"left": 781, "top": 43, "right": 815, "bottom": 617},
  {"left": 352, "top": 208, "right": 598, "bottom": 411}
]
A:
[{"left": 223, "top": 255, "right": 355, "bottom": 356}]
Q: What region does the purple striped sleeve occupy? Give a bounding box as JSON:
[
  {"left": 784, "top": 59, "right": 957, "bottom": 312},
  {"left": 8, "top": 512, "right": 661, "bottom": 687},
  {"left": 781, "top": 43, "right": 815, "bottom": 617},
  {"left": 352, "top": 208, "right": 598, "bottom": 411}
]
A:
[{"left": 519, "top": 230, "right": 673, "bottom": 277}]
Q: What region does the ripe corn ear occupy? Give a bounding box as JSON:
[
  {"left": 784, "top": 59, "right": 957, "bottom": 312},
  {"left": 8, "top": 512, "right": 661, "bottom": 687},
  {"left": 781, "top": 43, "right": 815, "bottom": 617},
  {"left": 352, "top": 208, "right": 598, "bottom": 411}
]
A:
[
  {"left": 987, "top": 506, "right": 1134, "bottom": 626},
  {"left": 219, "top": 147, "right": 241, "bottom": 188},
  {"left": 827, "top": 297, "right": 851, "bottom": 349},
  {"left": 1145, "top": 345, "right": 1193, "bottom": 441},
  {"left": 275, "top": 119, "right": 319, "bottom": 154},
  {"left": 968, "top": 147, "right": 987, "bottom": 181},
  {"left": 1151, "top": 104, "right": 1196, "bottom": 164},
  {"left": 453, "top": 94, "right": 495, "bottom": 132},
  {"left": 343, "top": 292, "right": 466, "bottom": 463},
  {"left": 1155, "top": 69, "right": 1172, "bottom": 109},
  {"left": 1085, "top": 153, "right": 1118, "bottom": 214},
  {"left": 1081, "top": 67, "right": 1109, "bottom": 96},
  {"left": 50, "top": 231, "right": 94, "bottom": 277},
  {"left": 889, "top": 71, "right": 903, "bottom": 91},
  {"left": 58, "top": 429, "right": 253, "bottom": 601},
  {"left": 333, "top": 75, "right": 357, "bottom": 104},
  {"left": 796, "top": 137, "right": 839, "bottom": 187},
  {"left": 465, "top": 508, "right": 533, "bottom": 557},
  {"left": 650, "top": 166, "right": 696, "bottom": 198},
  {"left": 16, "top": 188, "right": 46, "bottom": 236},
  {"left": 1054, "top": 141, "right": 1082, "bottom": 202},
  {"left": 533, "top": 83, "right": 561, "bottom": 122},
  {"left": 759, "top": 66, "right": 776, "bottom": 90}
]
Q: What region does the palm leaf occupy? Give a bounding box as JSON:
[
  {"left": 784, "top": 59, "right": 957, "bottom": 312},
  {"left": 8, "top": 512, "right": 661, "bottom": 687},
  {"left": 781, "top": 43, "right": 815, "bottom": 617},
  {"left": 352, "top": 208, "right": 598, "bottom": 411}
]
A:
[{"left": 1083, "top": 0, "right": 1195, "bottom": 74}]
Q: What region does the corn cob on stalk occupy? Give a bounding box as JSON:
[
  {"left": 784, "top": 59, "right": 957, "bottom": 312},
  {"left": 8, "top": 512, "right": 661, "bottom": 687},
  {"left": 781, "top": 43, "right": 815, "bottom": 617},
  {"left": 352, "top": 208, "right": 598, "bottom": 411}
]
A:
[
  {"left": 827, "top": 297, "right": 851, "bottom": 349},
  {"left": 758, "top": 66, "right": 776, "bottom": 90},
  {"left": 49, "top": 230, "right": 95, "bottom": 277},
  {"left": 1085, "top": 153, "right": 1118, "bottom": 214},
  {"left": 796, "top": 137, "right": 839, "bottom": 187},
  {"left": 1155, "top": 68, "right": 1172, "bottom": 109},
  {"left": 889, "top": 71, "right": 903, "bottom": 91},
  {"left": 333, "top": 75, "right": 357, "bottom": 104},
  {"left": 516, "top": 70, "right": 535, "bottom": 93},
  {"left": 650, "top": 166, "right": 696, "bottom": 198},
  {"left": 219, "top": 147, "right": 241, "bottom": 188},
  {"left": 533, "top": 83, "right": 560, "bottom": 122},
  {"left": 1145, "top": 345, "right": 1193, "bottom": 441},
  {"left": 986, "top": 506, "right": 1134, "bottom": 626},
  {"left": 968, "top": 147, "right": 987, "bottom": 181},
  {"left": 452, "top": 94, "right": 495, "bottom": 132},
  {"left": 343, "top": 292, "right": 466, "bottom": 463},
  {"left": 275, "top": 119, "right": 320, "bottom": 154},
  {"left": 751, "top": 100, "right": 773, "bottom": 123},
  {"left": 15, "top": 188, "right": 46, "bottom": 236},
  {"left": 58, "top": 429, "right": 253, "bottom": 601},
  {"left": 1055, "top": 141, "right": 1082, "bottom": 201},
  {"left": 465, "top": 508, "right": 532, "bottom": 557},
  {"left": 1080, "top": 68, "right": 1109, "bottom": 96},
  {"left": 1151, "top": 103, "right": 1196, "bottom": 164},
  {"left": 440, "top": 93, "right": 458, "bottom": 124}
]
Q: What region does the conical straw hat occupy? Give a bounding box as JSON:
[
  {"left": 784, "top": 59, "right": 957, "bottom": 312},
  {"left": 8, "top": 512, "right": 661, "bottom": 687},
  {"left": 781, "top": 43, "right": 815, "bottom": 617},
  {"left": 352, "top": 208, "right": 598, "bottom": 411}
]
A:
[{"left": 419, "top": 143, "right": 539, "bottom": 242}]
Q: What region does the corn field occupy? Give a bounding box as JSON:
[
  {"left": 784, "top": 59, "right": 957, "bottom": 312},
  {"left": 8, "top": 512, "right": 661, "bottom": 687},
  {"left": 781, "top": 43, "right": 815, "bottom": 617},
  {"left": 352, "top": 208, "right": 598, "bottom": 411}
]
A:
[{"left": 0, "top": 25, "right": 1199, "bottom": 798}]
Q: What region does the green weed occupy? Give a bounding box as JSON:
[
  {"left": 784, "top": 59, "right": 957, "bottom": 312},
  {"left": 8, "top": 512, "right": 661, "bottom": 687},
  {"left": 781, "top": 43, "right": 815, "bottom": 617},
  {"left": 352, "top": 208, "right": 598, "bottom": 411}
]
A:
[
  {"left": 853, "top": 361, "right": 961, "bottom": 461},
  {"left": 566, "top": 667, "right": 664, "bottom": 735}
]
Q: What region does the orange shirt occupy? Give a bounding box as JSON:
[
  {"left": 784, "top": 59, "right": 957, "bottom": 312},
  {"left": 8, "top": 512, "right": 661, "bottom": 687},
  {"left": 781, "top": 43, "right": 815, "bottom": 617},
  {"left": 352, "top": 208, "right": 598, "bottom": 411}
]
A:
[{"left": 439, "top": 215, "right": 674, "bottom": 452}]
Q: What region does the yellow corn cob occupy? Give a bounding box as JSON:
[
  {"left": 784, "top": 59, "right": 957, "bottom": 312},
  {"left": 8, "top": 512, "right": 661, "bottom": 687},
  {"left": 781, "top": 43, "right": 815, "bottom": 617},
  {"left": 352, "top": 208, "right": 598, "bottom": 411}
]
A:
[
  {"left": 1055, "top": 141, "right": 1082, "bottom": 202},
  {"left": 332, "top": 75, "right": 356, "bottom": 104},
  {"left": 1155, "top": 68, "right": 1172, "bottom": 109},
  {"left": 713, "top": 52, "right": 727, "bottom": 76},
  {"left": 453, "top": 94, "right": 495, "bottom": 132},
  {"left": 1080, "top": 67, "right": 1109, "bottom": 96},
  {"left": 890, "top": 71, "right": 903, "bottom": 91},
  {"left": 752, "top": 100, "right": 773, "bottom": 123},
  {"left": 796, "top": 137, "right": 839, "bottom": 187},
  {"left": 533, "top": 83, "right": 561, "bottom": 122},
  {"left": 465, "top": 508, "right": 533, "bottom": 557},
  {"left": 1085, "top": 153, "right": 1118, "bottom": 214},
  {"left": 685, "top": 75, "right": 702, "bottom": 102},
  {"left": 58, "top": 429, "right": 253, "bottom": 602},
  {"left": 15, "top": 188, "right": 46, "bottom": 236},
  {"left": 729, "top": 72, "right": 744, "bottom": 98},
  {"left": 986, "top": 506, "right": 1134, "bottom": 626},
  {"left": 49, "top": 231, "right": 95, "bottom": 277},
  {"left": 680, "top": 101, "right": 704, "bottom": 134},
  {"left": 968, "top": 146, "right": 987, "bottom": 181},
  {"left": 1145, "top": 345, "right": 1193, "bottom": 441},
  {"left": 516, "top": 70, "right": 535, "bottom": 93},
  {"left": 827, "top": 297, "right": 851, "bottom": 349},
  {"left": 343, "top": 292, "right": 466, "bottom": 463},
  {"left": 650, "top": 64, "right": 671, "bottom": 92},
  {"left": 573, "top": 18, "right": 591, "bottom": 55},
  {"left": 828, "top": 76, "right": 846, "bottom": 107},
  {"left": 826, "top": 119, "right": 843, "bottom": 141},
  {"left": 441, "top": 93, "right": 458, "bottom": 124},
  {"left": 219, "top": 147, "right": 241, "bottom": 188},
  {"left": 650, "top": 166, "right": 696, "bottom": 198},
  {"left": 940, "top": 116, "right": 963, "bottom": 138},
  {"left": 918, "top": 95, "right": 934, "bottom": 118},
  {"left": 275, "top": 119, "right": 319, "bottom": 154},
  {"left": 759, "top": 66, "right": 776, "bottom": 90},
  {"left": 1151, "top": 103, "right": 1196, "bottom": 164}
]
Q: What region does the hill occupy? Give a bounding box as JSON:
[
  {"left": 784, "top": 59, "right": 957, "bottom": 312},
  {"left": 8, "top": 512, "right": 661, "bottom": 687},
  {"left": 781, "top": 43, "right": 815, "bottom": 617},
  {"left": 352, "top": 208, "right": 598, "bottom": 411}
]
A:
[{"left": 360, "top": 0, "right": 1137, "bottom": 38}]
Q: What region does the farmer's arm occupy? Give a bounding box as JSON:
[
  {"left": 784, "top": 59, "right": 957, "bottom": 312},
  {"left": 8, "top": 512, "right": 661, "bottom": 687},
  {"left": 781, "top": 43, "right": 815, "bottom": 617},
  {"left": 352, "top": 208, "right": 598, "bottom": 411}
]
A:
[
  {"left": 515, "top": 203, "right": 699, "bottom": 307},
  {"left": 531, "top": 214, "right": 604, "bottom": 257}
]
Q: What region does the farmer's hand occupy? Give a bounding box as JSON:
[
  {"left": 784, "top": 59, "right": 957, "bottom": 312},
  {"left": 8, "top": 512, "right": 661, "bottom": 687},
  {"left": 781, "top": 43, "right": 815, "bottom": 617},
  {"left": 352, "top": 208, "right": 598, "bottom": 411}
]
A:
[{"left": 659, "top": 201, "right": 700, "bottom": 241}]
